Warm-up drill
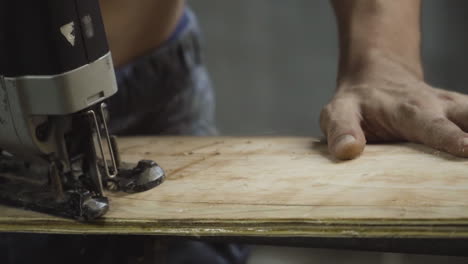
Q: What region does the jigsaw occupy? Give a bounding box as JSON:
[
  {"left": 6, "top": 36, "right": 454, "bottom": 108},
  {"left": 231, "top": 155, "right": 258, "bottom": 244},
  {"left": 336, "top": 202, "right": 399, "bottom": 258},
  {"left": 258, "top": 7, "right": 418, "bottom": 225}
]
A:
[{"left": 0, "top": 0, "right": 165, "bottom": 220}]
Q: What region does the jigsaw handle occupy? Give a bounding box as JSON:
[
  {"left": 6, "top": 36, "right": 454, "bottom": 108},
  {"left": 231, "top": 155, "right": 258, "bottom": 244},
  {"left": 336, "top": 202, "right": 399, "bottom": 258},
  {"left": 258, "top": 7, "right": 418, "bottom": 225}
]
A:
[{"left": 0, "top": 0, "right": 109, "bottom": 77}]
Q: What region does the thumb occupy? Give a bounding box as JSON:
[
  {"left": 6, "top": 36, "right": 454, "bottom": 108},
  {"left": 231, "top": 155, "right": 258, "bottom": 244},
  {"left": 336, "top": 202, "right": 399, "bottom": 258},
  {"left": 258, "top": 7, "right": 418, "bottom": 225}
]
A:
[{"left": 320, "top": 100, "right": 366, "bottom": 160}]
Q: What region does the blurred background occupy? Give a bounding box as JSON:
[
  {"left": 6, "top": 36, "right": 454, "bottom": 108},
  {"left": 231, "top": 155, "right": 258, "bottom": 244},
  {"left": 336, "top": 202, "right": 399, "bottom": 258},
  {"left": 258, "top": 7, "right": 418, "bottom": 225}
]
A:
[
  {"left": 192, "top": 0, "right": 468, "bottom": 137},
  {"left": 190, "top": 0, "right": 468, "bottom": 263}
]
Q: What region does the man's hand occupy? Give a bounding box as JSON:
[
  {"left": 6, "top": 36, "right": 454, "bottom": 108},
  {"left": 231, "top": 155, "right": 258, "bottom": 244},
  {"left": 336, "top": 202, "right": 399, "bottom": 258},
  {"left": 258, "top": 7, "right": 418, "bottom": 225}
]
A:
[
  {"left": 321, "top": 52, "right": 468, "bottom": 160},
  {"left": 324, "top": 0, "right": 468, "bottom": 159}
]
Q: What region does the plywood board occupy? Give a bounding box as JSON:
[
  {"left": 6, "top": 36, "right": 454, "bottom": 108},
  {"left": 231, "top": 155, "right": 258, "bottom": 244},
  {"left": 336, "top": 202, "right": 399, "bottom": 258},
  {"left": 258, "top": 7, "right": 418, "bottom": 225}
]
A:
[{"left": 1, "top": 137, "right": 467, "bottom": 239}]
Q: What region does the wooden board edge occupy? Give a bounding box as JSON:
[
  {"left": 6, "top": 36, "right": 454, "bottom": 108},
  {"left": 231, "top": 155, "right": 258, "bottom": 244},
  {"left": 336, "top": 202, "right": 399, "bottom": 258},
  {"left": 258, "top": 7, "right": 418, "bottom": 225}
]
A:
[{"left": 1, "top": 218, "right": 468, "bottom": 239}]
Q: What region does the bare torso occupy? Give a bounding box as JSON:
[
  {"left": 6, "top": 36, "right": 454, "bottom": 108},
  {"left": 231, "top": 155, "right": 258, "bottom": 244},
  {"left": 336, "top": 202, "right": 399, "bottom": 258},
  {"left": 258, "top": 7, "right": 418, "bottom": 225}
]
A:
[{"left": 100, "top": 0, "right": 185, "bottom": 67}]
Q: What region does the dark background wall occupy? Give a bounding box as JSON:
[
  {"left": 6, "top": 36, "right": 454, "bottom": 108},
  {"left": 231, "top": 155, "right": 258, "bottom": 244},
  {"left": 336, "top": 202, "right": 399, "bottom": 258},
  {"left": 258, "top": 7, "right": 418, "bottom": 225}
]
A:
[{"left": 191, "top": 0, "right": 468, "bottom": 137}]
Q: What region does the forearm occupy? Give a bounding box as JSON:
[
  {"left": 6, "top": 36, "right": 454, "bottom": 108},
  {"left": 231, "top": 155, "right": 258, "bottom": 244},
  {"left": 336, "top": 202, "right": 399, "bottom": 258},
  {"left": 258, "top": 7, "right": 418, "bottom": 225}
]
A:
[
  {"left": 331, "top": 0, "right": 423, "bottom": 84},
  {"left": 99, "top": 0, "right": 185, "bottom": 67}
]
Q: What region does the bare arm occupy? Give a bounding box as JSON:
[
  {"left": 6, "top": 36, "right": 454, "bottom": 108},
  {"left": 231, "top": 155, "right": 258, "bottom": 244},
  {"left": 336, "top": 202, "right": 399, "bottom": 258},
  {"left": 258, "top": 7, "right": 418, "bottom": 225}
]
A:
[
  {"left": 323, "top": 0, "right": 468, "bottom": 159},
  {"left": 332, "top": 0, "right": 422, "bottom": 82}
]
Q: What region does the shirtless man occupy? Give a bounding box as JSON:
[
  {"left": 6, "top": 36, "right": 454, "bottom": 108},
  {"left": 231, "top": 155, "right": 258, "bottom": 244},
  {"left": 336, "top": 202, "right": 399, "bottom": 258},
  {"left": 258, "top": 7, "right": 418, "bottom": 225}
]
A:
[{"left": 3, "top": 0, "right": 468, "bottom": 263}]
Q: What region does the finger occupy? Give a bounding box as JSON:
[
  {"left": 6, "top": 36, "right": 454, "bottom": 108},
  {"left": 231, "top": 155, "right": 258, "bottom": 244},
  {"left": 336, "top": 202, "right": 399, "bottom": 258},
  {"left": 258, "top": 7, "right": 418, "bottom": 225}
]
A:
[
  {"left": 447, "top": 104, "right": 468, "bottom": 132},
  {"left": 320, "top": 100, "right": 366, "bottom": 160},
  {"left": 414, "top": 116, "right": 468, "bottom": 157}
]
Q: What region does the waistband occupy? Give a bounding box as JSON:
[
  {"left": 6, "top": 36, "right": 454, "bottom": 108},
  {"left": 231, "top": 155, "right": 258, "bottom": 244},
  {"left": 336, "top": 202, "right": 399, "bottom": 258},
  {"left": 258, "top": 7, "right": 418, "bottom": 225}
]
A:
[
  {"left": 115, "top": 7, "right": 201, "bottom": 77},
  {"left": 164, "top": 7, "right": 191, "bottom": 45}
]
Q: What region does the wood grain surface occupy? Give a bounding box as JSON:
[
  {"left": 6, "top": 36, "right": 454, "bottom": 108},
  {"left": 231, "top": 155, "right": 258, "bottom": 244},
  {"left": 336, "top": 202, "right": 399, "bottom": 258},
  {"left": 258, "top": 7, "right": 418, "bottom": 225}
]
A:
[{"left": 1, "top": 137, "right": 468, "bottom": 239}]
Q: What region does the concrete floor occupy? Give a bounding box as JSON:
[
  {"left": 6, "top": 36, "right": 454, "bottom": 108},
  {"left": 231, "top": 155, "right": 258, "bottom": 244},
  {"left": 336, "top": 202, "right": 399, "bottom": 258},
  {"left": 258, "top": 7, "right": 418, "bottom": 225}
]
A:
[{"left": 190, "top": 1, "right": 468, "bottom": 263}]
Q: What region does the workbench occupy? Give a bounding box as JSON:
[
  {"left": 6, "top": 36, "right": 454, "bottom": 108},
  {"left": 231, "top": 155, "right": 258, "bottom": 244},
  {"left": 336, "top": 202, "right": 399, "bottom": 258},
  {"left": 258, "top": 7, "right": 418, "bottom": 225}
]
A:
[{"left": 1, "top": 137, "right": 468, "bottom": 255}]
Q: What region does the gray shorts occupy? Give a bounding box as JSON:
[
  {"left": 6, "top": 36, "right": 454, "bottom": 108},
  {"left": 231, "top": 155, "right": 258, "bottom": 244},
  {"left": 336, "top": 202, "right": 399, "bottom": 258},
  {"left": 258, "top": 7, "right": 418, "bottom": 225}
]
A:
[{"left": 107, "top": 8, "right": 217, "bottom": 136}]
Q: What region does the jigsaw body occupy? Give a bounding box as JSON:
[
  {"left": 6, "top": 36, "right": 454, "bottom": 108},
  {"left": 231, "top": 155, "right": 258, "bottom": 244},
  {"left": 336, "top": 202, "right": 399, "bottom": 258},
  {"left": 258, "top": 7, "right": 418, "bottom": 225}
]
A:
[{"left": 0, "top": 0, "right": 164, "bottom": 220}]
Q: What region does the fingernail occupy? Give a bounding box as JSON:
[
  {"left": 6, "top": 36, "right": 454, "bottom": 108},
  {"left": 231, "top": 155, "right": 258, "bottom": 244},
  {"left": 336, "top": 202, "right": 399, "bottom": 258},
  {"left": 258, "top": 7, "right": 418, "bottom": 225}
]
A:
[
  {"left": 336, "top": 135, "right": 356, "bottom": 147},
  {"left": 333, "top": 134, "right": 364, "bottom": 160},
  {"left": 463, "top": 138, "right": 468, "bottom": 146}
]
